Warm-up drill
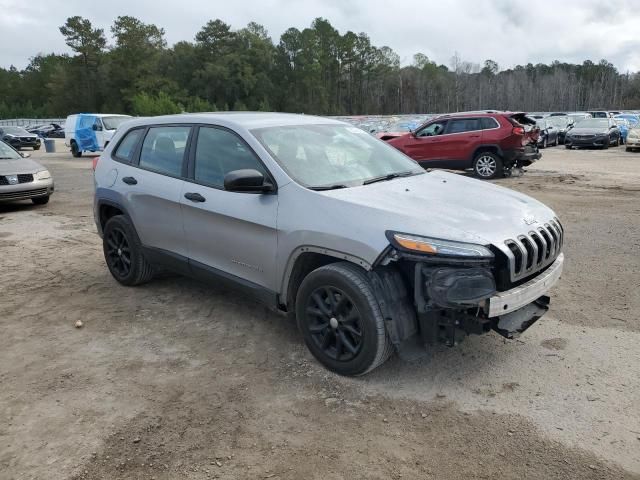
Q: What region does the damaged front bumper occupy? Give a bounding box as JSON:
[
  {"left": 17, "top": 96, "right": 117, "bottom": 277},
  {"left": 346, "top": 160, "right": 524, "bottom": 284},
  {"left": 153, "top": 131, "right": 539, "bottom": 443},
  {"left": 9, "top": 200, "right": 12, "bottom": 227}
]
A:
[{"left": 376, "top": 251, "right": 563, "bottom": 356}]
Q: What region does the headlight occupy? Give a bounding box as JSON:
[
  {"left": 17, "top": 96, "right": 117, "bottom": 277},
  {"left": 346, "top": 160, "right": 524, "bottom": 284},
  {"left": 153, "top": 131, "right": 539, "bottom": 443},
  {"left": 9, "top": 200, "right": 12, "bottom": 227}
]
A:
[
  {"left": 629, "top": 131, "right": 639, "bottom": 139},
  {"left": 35, "top": 170, "right": 51, "bottom": 180},
  {"left": 387, "top": 232, "right": 494, "bottom": 258}
]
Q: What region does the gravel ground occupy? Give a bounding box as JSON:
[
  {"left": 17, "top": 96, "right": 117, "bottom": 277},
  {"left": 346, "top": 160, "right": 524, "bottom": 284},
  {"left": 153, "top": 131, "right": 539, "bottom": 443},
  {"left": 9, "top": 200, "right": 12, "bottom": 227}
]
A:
[{"left": 1, "top": 141, "right": 639, "bottom": 479}]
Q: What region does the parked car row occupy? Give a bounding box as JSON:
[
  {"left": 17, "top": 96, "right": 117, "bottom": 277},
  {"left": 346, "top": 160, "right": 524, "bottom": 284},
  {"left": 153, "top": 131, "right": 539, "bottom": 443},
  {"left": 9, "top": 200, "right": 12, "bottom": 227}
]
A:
[{"left": 26, "top": 123, "right": 65, "bottom": 138}]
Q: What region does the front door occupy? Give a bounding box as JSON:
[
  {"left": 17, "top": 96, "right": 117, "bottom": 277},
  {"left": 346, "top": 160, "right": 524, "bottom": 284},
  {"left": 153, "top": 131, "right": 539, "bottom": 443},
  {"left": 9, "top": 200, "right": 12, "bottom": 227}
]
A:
[
  {"left": 400, "top": 119, "right": 449, "bottom": 165},
  {"left": 180, "top": 125, "right": 278, "bottom": 292}
]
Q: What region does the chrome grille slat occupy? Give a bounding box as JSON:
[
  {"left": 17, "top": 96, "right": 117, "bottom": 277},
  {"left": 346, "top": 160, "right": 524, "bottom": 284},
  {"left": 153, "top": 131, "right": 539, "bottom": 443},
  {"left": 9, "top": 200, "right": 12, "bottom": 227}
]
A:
[{"left": 501, "top": 219, "right": 564, "bottom": 283}]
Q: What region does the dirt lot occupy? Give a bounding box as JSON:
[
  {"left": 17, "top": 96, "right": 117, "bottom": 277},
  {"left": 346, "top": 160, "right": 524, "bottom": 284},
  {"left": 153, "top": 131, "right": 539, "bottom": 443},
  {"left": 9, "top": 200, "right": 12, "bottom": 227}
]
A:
[{"left": 1, "top": 141, "right": 639, "bottom": 480}]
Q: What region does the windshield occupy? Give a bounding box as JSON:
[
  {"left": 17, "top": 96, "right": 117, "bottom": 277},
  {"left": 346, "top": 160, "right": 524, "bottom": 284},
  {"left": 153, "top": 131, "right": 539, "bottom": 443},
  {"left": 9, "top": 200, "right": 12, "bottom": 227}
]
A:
[
  {"left": 252, "top": 124, "right": 424, "bottom": 189},
  {"left": 102, "top": 116, "right": 131, "bottom": 130},
  {"left": 0, "top": 140, "right": 21, "bottom": 159},
  {"left": 3, "top": 126, "right": 30, "bottom": 135},
  {"left": 575, "top": 118, "right": 609, "bottom": 128}
]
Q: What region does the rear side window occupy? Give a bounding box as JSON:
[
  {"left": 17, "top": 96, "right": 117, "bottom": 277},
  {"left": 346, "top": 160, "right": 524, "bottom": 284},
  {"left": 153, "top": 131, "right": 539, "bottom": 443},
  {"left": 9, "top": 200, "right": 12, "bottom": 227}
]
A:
[
  {"left": 481, "top": 117, "right": 500, "bottom": 129},
  {"left": 447, "top": 118, "right": 481, "bottom": 134},
  {"left": 194, "top": 127, "right": 266, "bottom": 189},
  {"left": 139, "top": 126, "right": 191, "bottom": 177},
  {"left": 113, "top": 129, "right": 143, "bottom": 163}
]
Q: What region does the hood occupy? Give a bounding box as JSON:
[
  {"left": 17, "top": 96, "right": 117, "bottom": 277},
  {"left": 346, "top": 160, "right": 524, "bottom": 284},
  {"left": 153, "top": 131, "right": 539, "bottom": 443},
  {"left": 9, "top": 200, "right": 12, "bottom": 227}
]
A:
[
  {"left": 570, "top": 126, "right": 609, "bottom": 134},
  {"left": 321, "top": 171, "right": 557, "bottom": 247},
  {"left": 0, "top": 157, "right": 46, "bottom": 175}
]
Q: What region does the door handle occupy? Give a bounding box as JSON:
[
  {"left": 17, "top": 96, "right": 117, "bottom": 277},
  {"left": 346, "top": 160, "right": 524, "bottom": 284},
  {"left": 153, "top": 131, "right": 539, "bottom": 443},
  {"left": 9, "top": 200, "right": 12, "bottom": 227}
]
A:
[
  {"left": 122, "top": 176, "right": 137, "bottom": 185},
  {"left": 184, "top": 192, "right": 206, "bottom": 203}
]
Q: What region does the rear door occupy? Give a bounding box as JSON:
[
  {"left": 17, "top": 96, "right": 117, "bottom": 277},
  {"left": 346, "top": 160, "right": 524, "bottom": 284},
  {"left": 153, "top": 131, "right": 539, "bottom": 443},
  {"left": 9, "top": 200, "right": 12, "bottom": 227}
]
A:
[
  {"left": 439, "top": 117, "right": 482, "bottom": 166},
  {"left": 180, "top": 125, "right": 278, "bottom": 291},
  {"left": 400, "top": 119, "right": 449, "bottom": 164},
  {"left": 113, "top": 125, "right": 191, "bottom": 258}
]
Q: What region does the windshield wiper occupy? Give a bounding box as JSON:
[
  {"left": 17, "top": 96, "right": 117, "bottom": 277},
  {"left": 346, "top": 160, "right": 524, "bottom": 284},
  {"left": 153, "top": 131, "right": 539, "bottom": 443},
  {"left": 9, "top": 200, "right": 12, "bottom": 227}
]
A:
[
  {"left": 309, "top": 184, "right": 349, "bottom": 191},
  {"left": 362, "top": 170, "right": 417, "bottom": 185}
]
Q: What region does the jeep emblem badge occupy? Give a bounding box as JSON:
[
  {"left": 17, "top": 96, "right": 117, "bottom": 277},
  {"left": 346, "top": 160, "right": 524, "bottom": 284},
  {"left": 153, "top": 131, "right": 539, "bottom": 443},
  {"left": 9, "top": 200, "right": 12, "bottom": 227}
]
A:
[
  {"left": 7, "top": 175, "right": 18, "bottom": 185},
  {"left": 523, "top": 216, "right": 538, "bottom": 225}
]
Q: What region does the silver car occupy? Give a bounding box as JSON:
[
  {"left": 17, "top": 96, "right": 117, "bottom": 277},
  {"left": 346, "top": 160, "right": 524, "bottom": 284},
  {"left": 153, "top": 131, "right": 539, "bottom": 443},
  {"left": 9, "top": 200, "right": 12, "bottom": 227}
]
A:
[
  {"left": 93, "top": 113, "right": 564, "bottom": 376},
  {"left": 0, "top": 140, "right": 54, "bottom": 204}
]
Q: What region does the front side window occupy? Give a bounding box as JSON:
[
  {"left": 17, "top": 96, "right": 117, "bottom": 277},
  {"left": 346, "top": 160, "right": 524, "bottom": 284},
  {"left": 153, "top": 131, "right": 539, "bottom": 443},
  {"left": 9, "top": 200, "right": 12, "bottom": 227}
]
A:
[
  {"left": 139, "top": 126, "right": 191, "bottom": 177},
  {"left": 194, "top": 127, "right": 267, "bottom": 188},
  {"left": 417, "top": 121, "right": 448, "bottom": 137},
  {"left": 113, "top": 129, "right": 143, "bottom": 163},
  {"left": 103, "top": 116, "right": 131, "bottom": 131},
  {"left": 252, "top": 124, "right": 423, "bottom": 189}
]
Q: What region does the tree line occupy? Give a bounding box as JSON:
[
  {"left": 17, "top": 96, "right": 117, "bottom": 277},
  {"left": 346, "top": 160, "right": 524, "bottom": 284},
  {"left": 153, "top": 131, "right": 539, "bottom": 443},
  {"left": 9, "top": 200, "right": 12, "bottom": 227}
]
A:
[{"left": 2, "top": 15, "right": 640, "bottom": 119}]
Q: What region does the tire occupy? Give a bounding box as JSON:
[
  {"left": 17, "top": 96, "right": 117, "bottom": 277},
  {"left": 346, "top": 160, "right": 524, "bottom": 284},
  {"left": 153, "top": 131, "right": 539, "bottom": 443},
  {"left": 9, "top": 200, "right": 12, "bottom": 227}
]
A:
[
  {"left": 554, "top": 136, "right": 558, "bottom": 146},
  {"left": 71, "top": 141, "right": 82, "bottom": 158},
  {"left": 472, "top": 151, "right": 503, "bottom": 180},
  {"left": 295, "top": 262, "right": 393, "bottom": 376},
  {"left": 626, "top": 147, "right": 632, "bottom": 152},
  {"left": 542, "top": 137, "right": 548, "bottom": 149},
  {"left": 31, "top": 195, "right": 49, "bottom": 205},
  {"left": 102, "top": 215, "right": 154, "bottom": 286},
  {"left": 565, "top": 145, "right": 572, "bottom": 149},
  {"left": 602, "top": 141, "right": 609, "bottom": 150},
  {"left": 33, "top": 146, "right": 40, "bottom": 151}
]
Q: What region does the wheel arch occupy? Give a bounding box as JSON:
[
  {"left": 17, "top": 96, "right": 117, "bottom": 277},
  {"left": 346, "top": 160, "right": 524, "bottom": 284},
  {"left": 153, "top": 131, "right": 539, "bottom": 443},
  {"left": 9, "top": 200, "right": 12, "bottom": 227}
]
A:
[
  {"left": 472, "top": 144, "right": 504, "bottom": 160},
  {"left": 280, "top": 246, "right": 372, "bottom": 311},
  {"left": 96, "top": 199, "right": 132, "bottom": 234}
]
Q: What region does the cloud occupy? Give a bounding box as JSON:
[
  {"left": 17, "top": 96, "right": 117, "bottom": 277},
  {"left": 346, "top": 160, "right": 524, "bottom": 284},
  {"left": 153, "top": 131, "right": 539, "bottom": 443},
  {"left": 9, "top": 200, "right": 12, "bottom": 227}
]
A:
[{"left": 0, "top": 0, "right": 637, "bottom": 72}]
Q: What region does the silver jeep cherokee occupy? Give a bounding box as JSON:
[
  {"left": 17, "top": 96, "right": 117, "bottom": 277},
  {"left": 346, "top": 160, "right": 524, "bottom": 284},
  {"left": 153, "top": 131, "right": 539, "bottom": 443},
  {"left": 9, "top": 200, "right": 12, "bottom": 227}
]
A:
[{"left": 93, "top": 113, "right": 564, "bottom": 376}]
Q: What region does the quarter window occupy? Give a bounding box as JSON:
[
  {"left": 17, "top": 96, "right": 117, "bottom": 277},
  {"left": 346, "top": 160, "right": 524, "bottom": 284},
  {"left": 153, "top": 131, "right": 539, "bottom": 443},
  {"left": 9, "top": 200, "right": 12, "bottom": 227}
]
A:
[
  {"left": 113, "top": 129, "right": 143, "bottom": 163},
  {"left": 139, "top": 126, "right": 191, "bottom": 177},
  {"left": 194, "top": 127, "right": 266, "bottom": 188},
  {"left": 480, "top": 117, "right": 500, "bottom": 129}
]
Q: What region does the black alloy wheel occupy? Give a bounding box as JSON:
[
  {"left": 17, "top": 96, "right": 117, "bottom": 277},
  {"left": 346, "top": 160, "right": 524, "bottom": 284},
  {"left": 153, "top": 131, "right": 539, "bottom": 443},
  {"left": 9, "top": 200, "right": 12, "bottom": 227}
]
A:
[
  {"left": 305, "top": 286, "right": 364, "bottom": 362},
  {"left": 105, "top": 227, "right": 132, "bottom": 278}
]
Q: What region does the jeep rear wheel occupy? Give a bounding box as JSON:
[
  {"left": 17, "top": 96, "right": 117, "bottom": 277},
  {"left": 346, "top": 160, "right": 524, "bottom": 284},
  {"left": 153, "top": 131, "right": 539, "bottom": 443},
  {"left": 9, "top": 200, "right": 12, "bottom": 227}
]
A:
[
  {"left": 103, "top": 215, "right": 154, "bottom": 286},
  {"left": 473, "top": 152, "right": 502, "bottom": 180},
  {"left": 296, "top": 262, "right": 392, "bottom": 376}
]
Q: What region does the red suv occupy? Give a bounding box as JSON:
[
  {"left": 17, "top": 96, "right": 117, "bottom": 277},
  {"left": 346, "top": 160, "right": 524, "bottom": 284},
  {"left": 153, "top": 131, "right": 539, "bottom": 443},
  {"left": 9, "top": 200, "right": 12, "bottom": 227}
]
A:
[{"left": 385, "top": 112, "right": 541, "bottom": 179}]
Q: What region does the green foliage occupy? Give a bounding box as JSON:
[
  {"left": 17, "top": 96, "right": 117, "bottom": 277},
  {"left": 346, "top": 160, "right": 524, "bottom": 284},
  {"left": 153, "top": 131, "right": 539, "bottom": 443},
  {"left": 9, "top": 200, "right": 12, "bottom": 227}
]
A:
[
  {"left": 1, "top": 15, "right": 640, "bottom": 119},
  {"left": 131, "top": 92, "right": 181, "bottom": 116}
]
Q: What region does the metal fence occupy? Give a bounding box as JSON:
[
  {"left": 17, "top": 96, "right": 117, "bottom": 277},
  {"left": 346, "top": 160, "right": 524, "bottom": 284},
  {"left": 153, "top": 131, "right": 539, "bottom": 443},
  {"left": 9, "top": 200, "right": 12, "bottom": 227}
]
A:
[{"left": 0, "top": 118, "right": 66, "bottom": 127}]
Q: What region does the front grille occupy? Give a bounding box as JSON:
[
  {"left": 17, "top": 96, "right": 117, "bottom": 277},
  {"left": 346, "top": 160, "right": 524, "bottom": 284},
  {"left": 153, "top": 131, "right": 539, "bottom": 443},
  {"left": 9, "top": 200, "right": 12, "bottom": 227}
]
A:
[
  {"left": 0, "top": 187, "right": 48, "bottom": 200},
  {"left": 20, "top": 137, "right": 36, "bottom": 142},
  {"left": 18, "top": 174, "right": 33, "bottom": 183},
  {"left": 0, "top": 174, "right": 34, "bottom": 185},
  {"left": 502, "top": 218, "right": 563, "bottom": 283}
]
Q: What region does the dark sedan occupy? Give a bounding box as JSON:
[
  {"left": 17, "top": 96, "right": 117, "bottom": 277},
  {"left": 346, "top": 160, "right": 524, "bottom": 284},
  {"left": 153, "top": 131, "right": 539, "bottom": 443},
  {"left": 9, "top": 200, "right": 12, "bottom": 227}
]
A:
[
  {"left": 565, "top": 118, "right": 621, "bottom": 149},
  {"left": 535, "top": 118, "right": 559, "bottom": 148},
  {"left": 27, "top": 123, "right": 65, "bottom": 138},
  {"left": 0, "top": 126, "right": 41, "bottom": 150}
]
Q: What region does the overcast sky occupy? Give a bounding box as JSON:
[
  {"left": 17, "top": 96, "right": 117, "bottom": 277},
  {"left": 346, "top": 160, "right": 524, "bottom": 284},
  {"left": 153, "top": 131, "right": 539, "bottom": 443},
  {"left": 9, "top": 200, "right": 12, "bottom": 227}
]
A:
[{"left": 1, "top": 0, "right": 639, "bottom": 72}]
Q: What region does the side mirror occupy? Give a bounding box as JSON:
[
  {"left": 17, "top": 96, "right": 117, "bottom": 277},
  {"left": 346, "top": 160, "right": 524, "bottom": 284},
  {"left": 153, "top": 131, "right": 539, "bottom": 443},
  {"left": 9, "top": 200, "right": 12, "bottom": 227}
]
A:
[
  {"left": 224, "top": 169, "right": 274, "bottom": 193},
  {"left": 92, "top": 124, "right": 103, "bottom": 131},
  {"left": 20, "top": 152, "right": 31, "bottom": 158}
]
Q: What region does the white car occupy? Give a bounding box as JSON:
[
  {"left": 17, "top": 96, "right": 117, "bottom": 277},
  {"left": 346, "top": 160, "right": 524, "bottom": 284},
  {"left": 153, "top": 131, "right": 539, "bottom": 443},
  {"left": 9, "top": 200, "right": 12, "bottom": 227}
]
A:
[
  {"left": 65, "top": 114, "right": 130, "bottom": 158},
  {"left": 0, "top": 140, "right": 54, "bottom": 205}
]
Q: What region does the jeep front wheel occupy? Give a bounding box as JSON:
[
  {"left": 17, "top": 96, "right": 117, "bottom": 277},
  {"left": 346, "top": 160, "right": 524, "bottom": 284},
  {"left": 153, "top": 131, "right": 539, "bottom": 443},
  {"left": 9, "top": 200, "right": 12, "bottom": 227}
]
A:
[
  {"left": 473, "top": 152, "right": 502, "bottom": 180},
  {"left": 296, "top": 262, "right": 393, "bottom": 376}
]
